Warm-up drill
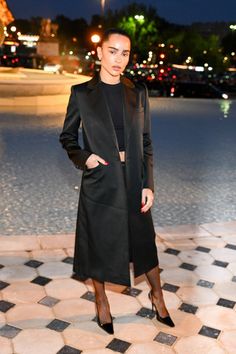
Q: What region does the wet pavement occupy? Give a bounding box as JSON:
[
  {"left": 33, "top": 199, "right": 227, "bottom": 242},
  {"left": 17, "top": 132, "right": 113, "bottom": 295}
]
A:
[
  {"left": 151, "top": 98, "right": 236, "bottom": 227},
  {"left": 0, "top": 98, "right": 236, "bottom": 235}
]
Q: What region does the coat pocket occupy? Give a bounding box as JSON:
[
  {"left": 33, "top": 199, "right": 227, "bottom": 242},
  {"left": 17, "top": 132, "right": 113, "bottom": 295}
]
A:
[
  {"left": 86, "top": 162, "right": 103, "bottom": 172},
  {"left": 81, "top": 161, "right": 125, "bottom": 208}
]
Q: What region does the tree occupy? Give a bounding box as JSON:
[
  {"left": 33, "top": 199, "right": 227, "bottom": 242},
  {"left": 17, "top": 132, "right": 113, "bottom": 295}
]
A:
[
  {"left": 199, "top": 34, "right": 224, "bottom": 71},
  {"left": 118, "top": 15, "right": 157, "bottom": 58},
  {"left": 222, "top": 31, "right": 236, "bottom": 54},
  {"left": 72, "top": 18, "right": 88, "bottom": 49},
  {"left": 11, "top": 17, "right": 42, "bottom": 35},
  {"left": 222, "top": 31, "right": 236, "bottom": 67},
  {"left": 11, "top": 19, "right": 31, "bottom": 34},
  {"left": 102, "top": 2, "right": 161, "bottom": 59},
  {"left": 167, "top": 30, "right": 225, "bottom": 70},
  {"left": 55, "top": 15, "right": 88, "bottom": 53}
]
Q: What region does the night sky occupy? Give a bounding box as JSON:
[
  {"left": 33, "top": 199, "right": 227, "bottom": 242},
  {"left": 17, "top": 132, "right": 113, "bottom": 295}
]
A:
[{"left": 7, "top": 0, "right": 236, "bottom": 25}]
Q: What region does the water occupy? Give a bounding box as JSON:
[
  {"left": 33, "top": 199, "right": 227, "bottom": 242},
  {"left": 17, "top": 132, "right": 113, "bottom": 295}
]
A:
[{"left": 0, "top": 98, "right": 235, "bottom": 235}]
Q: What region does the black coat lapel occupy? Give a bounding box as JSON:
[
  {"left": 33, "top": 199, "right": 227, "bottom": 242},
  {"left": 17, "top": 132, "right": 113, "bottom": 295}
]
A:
[{"left": 122, "top": 83, "right": 138, "bottom": 152}]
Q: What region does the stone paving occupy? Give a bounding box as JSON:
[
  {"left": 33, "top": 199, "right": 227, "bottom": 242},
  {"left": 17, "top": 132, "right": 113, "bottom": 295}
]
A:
[{"left": 1, "top": 220, "right": 236, "bottom": 353}]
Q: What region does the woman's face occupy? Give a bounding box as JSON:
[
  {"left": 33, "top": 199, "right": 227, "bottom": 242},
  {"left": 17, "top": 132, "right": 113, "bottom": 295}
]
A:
[{"left": 97, "top": 34, "right": 131, "bottom": 82}]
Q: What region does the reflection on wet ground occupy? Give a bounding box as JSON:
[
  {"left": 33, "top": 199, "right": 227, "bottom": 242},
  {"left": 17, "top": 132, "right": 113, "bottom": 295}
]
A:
[{"left": 0, "top": 98, "right": 235, "bottom": 235}]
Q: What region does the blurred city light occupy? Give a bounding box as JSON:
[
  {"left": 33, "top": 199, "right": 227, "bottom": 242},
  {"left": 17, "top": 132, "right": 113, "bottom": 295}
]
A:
[
  {"left": 195, "top": 66, "right": 204, "bottom": 72},
  {"left": 18, "top": 34, "right": 39, "bottom": 48},
  {"left": 220, "top": 100, "right": 231, "bottom": 118},
  {"left": 18, "top": 34, "right": 39, "bottom": 42},
  {"left": 134, "top": 15, "right": 145, "bottom": 24},
  {"left": 222, "top": 93, "right": 229, "bottom": 100},
  {"left": 91, "top": 34, "right": 100, "bottom": 44},
  {"left": 10, "top": 25, "right": 16, "bottom": 32},
  {"left": 10, "top": 45, "right": 16, "bottom": 52}
]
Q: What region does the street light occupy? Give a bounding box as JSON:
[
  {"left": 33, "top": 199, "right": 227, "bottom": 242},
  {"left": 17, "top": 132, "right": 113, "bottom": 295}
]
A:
[
  {"left": 229, "top": 24, "right": 236, "bottom": 31},
  {"left": 134, "top": 15, "right": 145, "bottom": 24},
  {"left": 10, "top": 25, "right": 17, "bottom": 32},
  {"left": 91, "top": 34, "right": 101, "bottom": 52},
  {"left": 91, "top": 34, "right": 101, "bottom": 44},
  {"left": 101, "top": 0, "right": 106, "bottom": 16}
]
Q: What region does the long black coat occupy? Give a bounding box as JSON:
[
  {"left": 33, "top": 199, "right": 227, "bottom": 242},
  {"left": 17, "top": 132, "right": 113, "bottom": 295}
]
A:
[{"left": 59, "top": 74, "right": 158, "bottom": 286}]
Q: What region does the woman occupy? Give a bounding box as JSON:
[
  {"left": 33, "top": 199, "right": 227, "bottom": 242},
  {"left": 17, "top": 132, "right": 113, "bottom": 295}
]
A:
[{"left": 59, "top": 28, "right": 174, "bottom": 334}]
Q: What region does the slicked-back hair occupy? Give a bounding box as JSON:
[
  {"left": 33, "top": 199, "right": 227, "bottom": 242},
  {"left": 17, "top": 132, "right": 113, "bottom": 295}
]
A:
[{"left": 100, "top": 28, "right": 132, "bottom": 47}]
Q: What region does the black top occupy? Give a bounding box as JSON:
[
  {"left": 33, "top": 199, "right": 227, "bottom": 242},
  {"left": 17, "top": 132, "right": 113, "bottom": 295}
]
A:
[{"left": 101, "top": 81, "right": 125, "bottom": 151}]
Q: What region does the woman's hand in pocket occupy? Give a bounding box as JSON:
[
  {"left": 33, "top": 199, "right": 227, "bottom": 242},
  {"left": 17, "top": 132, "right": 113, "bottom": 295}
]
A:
[{"left": 85, "top": 154, "right": 109, "bottom": 169}]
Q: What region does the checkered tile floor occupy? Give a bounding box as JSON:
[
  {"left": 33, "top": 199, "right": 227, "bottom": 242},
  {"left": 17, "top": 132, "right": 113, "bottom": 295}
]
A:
[{"left": 0, "top": 221, "right": 236, "bottom": 353}]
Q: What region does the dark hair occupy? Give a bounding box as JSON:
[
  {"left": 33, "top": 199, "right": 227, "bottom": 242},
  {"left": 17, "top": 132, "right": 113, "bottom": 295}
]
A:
[{"left": 100, "top": 28, "right": 132, "bottom": 47}]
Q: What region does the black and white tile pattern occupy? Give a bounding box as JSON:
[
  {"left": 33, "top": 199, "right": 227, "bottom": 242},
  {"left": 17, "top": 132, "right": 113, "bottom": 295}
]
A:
[{"left": 0, "top": 221, "right": 236, "bottom": 353}]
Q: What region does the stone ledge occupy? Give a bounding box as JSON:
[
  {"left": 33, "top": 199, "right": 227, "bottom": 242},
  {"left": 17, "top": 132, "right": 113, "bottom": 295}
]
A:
[
  {"left": 0, "top": 234, "right": 75, "bottom": 251},
  {"left": 0, "top": 220, "right": 235, "bottom": 252},
  {"left": 38, "top": 234, "right": 75, "bottom": 249},
  {"left": 0, "top": 69, "right": 90, "bottom": 103},
  {"left": 0, "top": 94, "right": 69, "bottom": 106}
]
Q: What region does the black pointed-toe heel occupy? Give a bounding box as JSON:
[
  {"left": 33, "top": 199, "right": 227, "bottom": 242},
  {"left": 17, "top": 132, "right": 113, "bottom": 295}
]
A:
[
  {"left": 95, "top": 302, "right": 114, "bottom": 335},
  {"left": 148, "top": 290, "right": 175, "bottom": 328}
]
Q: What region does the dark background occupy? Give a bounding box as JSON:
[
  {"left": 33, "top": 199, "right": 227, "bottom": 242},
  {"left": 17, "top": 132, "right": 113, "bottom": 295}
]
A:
[{"left": 7, "top": 0, "right": 236, "bottom": 24}]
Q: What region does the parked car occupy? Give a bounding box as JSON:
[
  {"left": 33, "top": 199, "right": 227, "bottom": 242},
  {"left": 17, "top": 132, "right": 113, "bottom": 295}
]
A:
[
  {"left": 124, "top": 74, "right": 172, "bottom": 97},
  {"left": 0, "top": 54, "right": 45, "bottom": 69},
  {"left": 170, "top": 82, "right": 228, "bottom": 99},
  {"left": 60, "top": 55, "right": 82, "bottom": 74},
  {"left": 145, "top": 80, "right": 172, "bottom": 97},
  {"left": 43, "top": 63, "right": 63, "bottom": 74}
]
